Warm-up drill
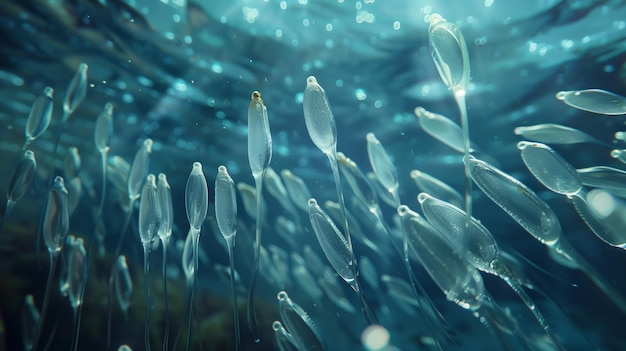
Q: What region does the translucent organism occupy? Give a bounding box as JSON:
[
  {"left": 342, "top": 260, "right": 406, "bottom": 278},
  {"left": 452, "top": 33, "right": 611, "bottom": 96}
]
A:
[
  {"left": 247, "top": 91, "right": 272, "bottom": 342},
  {"left": 428, "top": 13, "right": 473, "bottom": 222},
  {"left": 556, "top": 89, "right": 626, "bottom": 115},
  {"left": 0, "top": 150, "right": 36, "bottom": 237},
  {"left": 215, "top": 165, "right": 240, "bottom": 351}
]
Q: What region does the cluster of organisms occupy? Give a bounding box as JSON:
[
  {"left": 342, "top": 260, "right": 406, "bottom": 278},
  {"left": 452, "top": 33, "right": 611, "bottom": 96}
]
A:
[{"left": 3, "top": 11, "right": 626, "bottom": 351}]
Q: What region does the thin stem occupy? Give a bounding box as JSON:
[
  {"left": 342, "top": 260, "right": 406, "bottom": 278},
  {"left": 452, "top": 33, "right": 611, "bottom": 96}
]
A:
[
  {"left": 75, "top": 151, "right": 107, "bottom": 351},
  {"left": 97, "top": 151, "right": 108, "bottom": 220},
  {"left": 32, "top": 252, "right": 59, "bottom": 351},
  {"left": 503, "top": 275, "right": 564, "bottom": 351},
  {"left": 226, "top": 239, "right": 240, "bottom": 351},
  {"left": 351, "top": 277, "right": 378, "bottom": 325},
  {"left": 143, "top": 242, "right": 152, "bottom": 351},
  {"left": 247, "top": 172, "right": 265, "bottom": 343},
  {"left": 556, "top": 239, "right": 626, "bottom": 314},
  {"left": 186, "top": 228, "right": 200, "bottom": 351},
  {"left": 161, "top": 236, "right": 170, "bottom": 351},
  {"left": 70, "top": 306, "right": 80, "bottom": 351},
  {"left": 185, "top": 274, "right": 195, "bottom": 351},
  {"left": 106, "top": 271, "right": 114, "bottom": 348},
  {"left": 113, "top": 198, "right": 136, "bottom": 259}
]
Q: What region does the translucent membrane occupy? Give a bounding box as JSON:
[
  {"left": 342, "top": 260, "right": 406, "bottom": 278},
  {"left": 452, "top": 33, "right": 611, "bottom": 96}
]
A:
[{"left": 556, "top": 89, "right": 626, "bottom": 115}]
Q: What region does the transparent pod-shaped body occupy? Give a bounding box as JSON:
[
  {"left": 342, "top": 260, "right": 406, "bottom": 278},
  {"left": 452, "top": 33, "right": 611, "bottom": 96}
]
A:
[
  {"left": 7, "top": 150, "right": 36, "bottom": 203},
  {"left": 138, "top": 174, "right": 159, "bottom": 244},
  {"left": 307, "top": 199, "right": 354, "bottom": 283},
  {"left": 156, "top": 173, "right": 173, "bottom": 240},
  {"left": 248, "top": 91, "right": 272, "bottom": 177},
  {"left": 95, "top": 103, "right": 114, "bottom": 152},
  {"left": 43, "top": 176, "right": 70, "bottom": 253},
  {"left": 128, "top": 138, "right": 153, "bottom": 200},
  {"left": 63, "top": 63, "right": 88, "bottom": 121},
  {"left": 428, "top": 14, "right": 470, "bottom": 93},
  {"left": 64, "top": 147, "right": 81, "bottom": 180},
  {"left": 185, "top": 162, "right": 208, "bottom": 230},
  {"left": 67, "top": 237, "right": 86, "bottom": 310},
  {"left": 25, "top": 87, "right": 54, "bottom": 147},
  {"left": 303, "top": 76, "right": 337, "bottom": 154},
  {"left": 113, "top": 255, "right": 133, "bottom": 312},
  {"left": 215, "top": 165, "right": 237, "bottom": 239}
]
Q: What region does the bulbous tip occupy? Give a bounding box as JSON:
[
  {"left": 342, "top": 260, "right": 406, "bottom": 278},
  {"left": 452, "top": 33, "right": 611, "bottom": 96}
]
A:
[
  {"left": 366, "top": 132, "right": 377, "bottom": 142},
  {"left": 218, "top": 165, "right": 227, "bottom": 173},
  {"left": 281, "top": 169, "right": 291, "bottom": 177},
  {"left": 24, "top": 150, "right": 35, "bottom": 159},
  {"left": 277, "top": 290, "right": 288, "bottom": 301},
  {"left": 43, "top": 86, "right": 54, "bottom": 96},
  {"left": 104, "top": 102, "right": 114, "bottom": 113},
  {"left": 306, "top": 76, "right": 318, "bottom": 85},
  {"left": 54, "top": 176, "right": 65, "bottom": 186},
  {"left": 118, "top": 255, "right": 127, "bottom": 266},
  {"left": 272, "top": 321, "right": 282, "bottom": 331},
  {"left": 428, "top": 13, "right": 446, "bottom": 26},
  {"left": 417, "top": 192, "right": 430, "bottom": 204},
  {"left": 513, "top": 127, "right": 523, "bottom": 135},
  {"left": 463, "top": 154, "right": 475, "bottom": 165},
  {"left": 251, "top": 90, "right": 261, "bottom": 99},
  {"left": 143, "top": 138, "right": 153, "bottom": 151},
  {"left": 191, "top": 162, "right": 203, "bottom": 175},
  {"left": 610, "top": 149, "right": 621, "bottom": 158},
  {"left": 146, "top": 173, "right": 156, "bottom": 185},
  {"left": 409, "top": 170, "right": 420, "bottom": 179},
  {"left": 397, "top": 205, "right": 409, "bottom": 216},
  {"left": 308, "top": 198, "right": 318, "bottom": 207},
  {"left": 516, "top": 141, "right": 530, "bottom": 150},
  {"left": 79, "top": 62, "right": 88, "bottom": 73},
  {"left": 413, "top": 106, "right": 425, "bottom": 117},
  {"left": 555, "top": 91, "right": 568, "bottom": 100}
]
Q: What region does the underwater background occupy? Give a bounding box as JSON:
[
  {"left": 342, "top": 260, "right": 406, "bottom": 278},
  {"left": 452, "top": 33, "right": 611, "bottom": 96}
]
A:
[{"left": 1, "top": 0, "right": 626, "bottom": 350}]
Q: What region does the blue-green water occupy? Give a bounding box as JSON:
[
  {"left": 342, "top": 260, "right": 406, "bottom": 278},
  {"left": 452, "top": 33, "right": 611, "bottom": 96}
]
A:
[{"left": 1, "top": 0, "right": 626, "bottom": 350}]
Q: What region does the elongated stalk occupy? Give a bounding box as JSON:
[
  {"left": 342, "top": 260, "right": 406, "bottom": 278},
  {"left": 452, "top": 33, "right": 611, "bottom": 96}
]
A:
[
  {"left": 106, "top": 271, "right": 114, "bottom": 348},
  {"left": 185, "top": 228, "right": 200, "bottom": 351},
  {"left": 184, "top": 275, "right": 194, "bottom": 351},
  {"left": 455, "top": 92, "right": 472, "bottom": 227},
  {"left": 143, "top": 242, "right": 152, "bottom": 351},
  {"left": 352, "top": 277, "right": 378, "bottom": 325},
  {"left": 74, "top": 150, "right": 107, "bottom": 351},
  {"left": 226, "top": 238, "right": 240, "bottom": 351},
  {"left": 247, "top": 171, "right": 265, "bottom": 342},
  {"left": 98, "top": 151, "right": 108, "bottom": 221},
  {"left": 70, "top": 306, "right": 80, "bottom": 351},
  {"left": 557, "top": 239, "right": 626, "bottom": 313},
  {"left": 113, "top": 198, "right": 136, "bottom": 259},
  {"left": 161, "top": 236, "right": 170, "bottom": 351},
  {"left": 502, "top": 275, "right": 564, "bottom": 351},
  {"left": 31, "top": 252, "right": 59, "bottom": 351}
]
